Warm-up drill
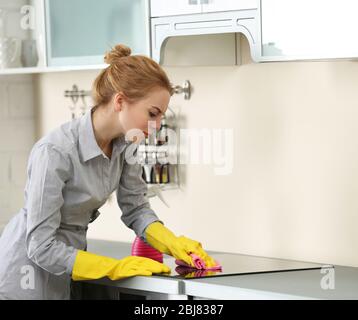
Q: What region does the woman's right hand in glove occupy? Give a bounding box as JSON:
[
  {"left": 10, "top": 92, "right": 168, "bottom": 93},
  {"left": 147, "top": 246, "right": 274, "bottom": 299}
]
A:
[{"left": 72, "top": 250, "right": 171, "bottom": 281}]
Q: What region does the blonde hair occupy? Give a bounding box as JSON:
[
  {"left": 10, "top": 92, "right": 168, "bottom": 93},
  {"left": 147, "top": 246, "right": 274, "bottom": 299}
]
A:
[{"left": 93, "top": 44, "right": 173, "bottom": 105}]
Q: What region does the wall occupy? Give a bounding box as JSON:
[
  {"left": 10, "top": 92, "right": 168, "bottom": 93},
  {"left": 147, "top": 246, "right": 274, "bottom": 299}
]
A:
[
  {"left": 0, "top": 74, "right": 36, "bottom": 228},
  {"left": 0, "top": 0, "right": 36, "bottom": 231},
  {"left": 31, "top": 35, "right": 358, "bottom": 267}
]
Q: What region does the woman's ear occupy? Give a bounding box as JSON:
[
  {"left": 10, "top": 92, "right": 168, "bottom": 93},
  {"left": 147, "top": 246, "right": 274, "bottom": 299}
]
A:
[{"left": 113, "top": 92, "right": 125, "bottom": 112}]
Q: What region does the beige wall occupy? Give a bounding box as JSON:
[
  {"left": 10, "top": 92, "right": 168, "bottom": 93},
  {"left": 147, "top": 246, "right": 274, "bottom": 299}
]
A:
[
  {"left": 34, "top": 36, "right": 358, "bottom": 267},
  {"left": 0, "top": 75, "right": 35, "bottom": 228}
]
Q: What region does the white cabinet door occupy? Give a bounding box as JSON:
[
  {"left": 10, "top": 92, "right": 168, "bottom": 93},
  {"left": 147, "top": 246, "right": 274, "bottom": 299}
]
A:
[
  {"left": 201, "top": 0, "right": 258, "bottom": 13},
  {"left": 260, "top": 0, "right": 358, "bottom": 60},
  {"left": 150, "top": 0, "right": 201, "bottom": 17}
]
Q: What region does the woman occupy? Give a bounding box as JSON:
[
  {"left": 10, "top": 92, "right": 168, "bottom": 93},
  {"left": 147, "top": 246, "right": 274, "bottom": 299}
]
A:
[{"left": 0, "top": 44, "right": 215, "bottom": 300}]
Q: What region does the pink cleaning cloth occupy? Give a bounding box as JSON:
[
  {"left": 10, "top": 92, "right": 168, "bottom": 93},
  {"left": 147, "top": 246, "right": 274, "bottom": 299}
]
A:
[{"left": 175, "top": 253, "right": 222, "bottom": 270}]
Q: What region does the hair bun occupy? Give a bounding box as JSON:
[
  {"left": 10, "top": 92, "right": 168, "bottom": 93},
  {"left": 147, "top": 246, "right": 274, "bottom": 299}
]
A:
[{"left": 104, "top": 44, "right": 132, "bottom": 64}]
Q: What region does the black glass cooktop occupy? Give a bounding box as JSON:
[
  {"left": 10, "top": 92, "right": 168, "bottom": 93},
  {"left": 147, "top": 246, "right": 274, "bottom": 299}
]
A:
[{"left": 154, "top": 253, "right": 325, "bottom": 279}]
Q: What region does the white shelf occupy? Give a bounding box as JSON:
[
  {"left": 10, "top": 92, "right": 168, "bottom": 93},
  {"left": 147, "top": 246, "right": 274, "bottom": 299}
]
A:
[
  {"left": 147, "top": 183, "right": 178, "bottom": 189},
  {"left": 0, "top": 64, "right": 108, "bottom": 76},
  {"left": 0, "top": 67, "right": 41, "bottom": 75}
]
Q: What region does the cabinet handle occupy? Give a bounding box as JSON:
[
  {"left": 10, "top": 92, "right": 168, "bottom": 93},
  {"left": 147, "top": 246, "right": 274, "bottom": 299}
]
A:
[{"left": 189, "top": 0, "right": 210, "bottom": 5}]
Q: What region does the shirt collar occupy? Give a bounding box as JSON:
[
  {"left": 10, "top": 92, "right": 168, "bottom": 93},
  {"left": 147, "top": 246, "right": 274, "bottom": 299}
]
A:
[
  {"left": 78, "top": 108, "right": 131, "bottom": 162},
  {"left": 112, "top": 133, "right": 131, "bottom": 155}
]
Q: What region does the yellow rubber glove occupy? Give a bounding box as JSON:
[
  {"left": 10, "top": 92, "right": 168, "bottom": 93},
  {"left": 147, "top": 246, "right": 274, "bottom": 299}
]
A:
[
  {"left": 72, "top": 250, "right": 171, "bottom": 281},
  {"left": 145, "top": 222, "right": 216, "bottom": 268}
]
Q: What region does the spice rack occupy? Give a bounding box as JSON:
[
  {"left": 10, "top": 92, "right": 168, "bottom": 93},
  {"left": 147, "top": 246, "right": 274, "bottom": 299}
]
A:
[{"left": 138, "top": 107, "right": 180, "bottom": 196}]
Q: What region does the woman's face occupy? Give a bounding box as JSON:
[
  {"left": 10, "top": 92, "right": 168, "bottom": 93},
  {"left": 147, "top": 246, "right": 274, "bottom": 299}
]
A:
[{"left": 118, "top": 87, "right": 170, "bottom": 142}]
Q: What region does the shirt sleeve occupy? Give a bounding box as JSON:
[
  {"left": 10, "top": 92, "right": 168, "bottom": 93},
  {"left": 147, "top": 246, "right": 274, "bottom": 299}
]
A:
[
  {"left": 25, "top": 143, "right": 78, "bottom": 276},
  {"left": 116, "top": 160, "right": 161, "bottom": 241}
]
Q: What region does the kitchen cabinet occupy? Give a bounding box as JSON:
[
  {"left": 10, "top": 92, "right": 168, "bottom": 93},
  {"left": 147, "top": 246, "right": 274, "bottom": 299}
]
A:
[
  {"left": 149, "top": 0, "right": 260, "bottom": 64},
  {"left": 3, "top": 0, "right": 358, "bottom": 75},
  {"left": 45, "top": 0, "right": 150, "bottom": 67},
  {"left": 151, "top": 9, "right": 260, "bottom": 64},
  {"left": 0, "top": 0, "right": 46, "bottom": 74},
  {"left": 151, "top": 0, "right": 358, "bottom": 65},
  {"left": 260, "top": 0, "right": 358, "bottom": 61},
  {"left": 150, "top": 0, "right": 258, "bottom": 17},
  {"left": 201, "top": 0, "right": 258, "bottom": 13},
  {"left": 0, "top": 0, "right": 151, "bottom": 74},
  {"left": 150, "top": 0, "right": 202, "bottom": 17}
]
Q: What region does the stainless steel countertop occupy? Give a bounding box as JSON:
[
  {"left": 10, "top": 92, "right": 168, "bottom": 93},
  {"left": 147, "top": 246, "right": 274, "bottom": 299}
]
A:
[
  {"left": 183, "top": 266, "right": 358, "bottom": 299},
  {"left": 86, "top": 239, "right": 358, "bottom": 299}
]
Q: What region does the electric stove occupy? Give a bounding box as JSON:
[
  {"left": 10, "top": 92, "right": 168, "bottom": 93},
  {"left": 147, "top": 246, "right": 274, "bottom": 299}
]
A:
[{"left": 155, "top": 252, "right": 327, "bottom": 279}]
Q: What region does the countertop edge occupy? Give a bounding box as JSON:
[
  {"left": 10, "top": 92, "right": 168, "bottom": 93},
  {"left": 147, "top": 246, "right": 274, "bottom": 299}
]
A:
[
  {"left": 86, "top": 275, "right": 184, "bottom": 295},
  {"left": 183, "top": 280, "right": 315, "bottom": 300}
]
